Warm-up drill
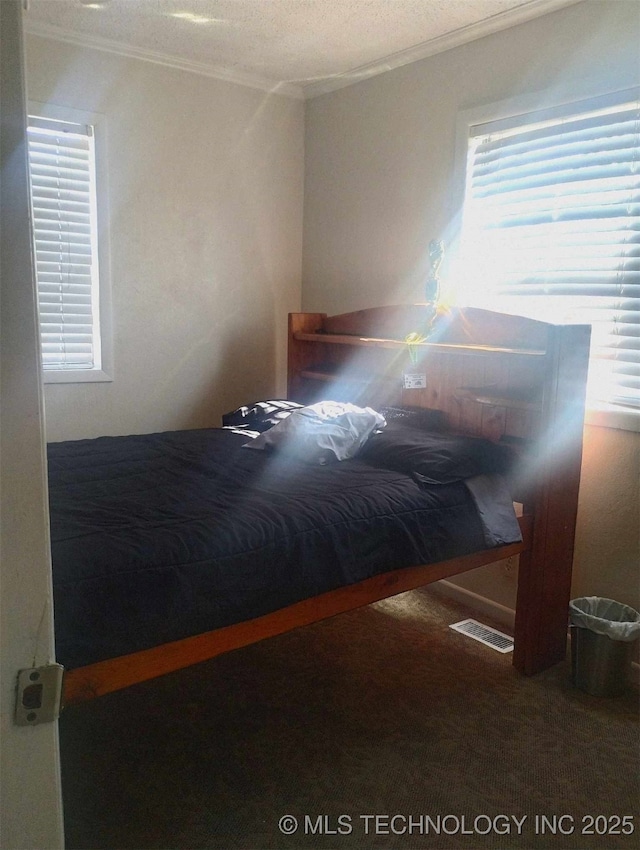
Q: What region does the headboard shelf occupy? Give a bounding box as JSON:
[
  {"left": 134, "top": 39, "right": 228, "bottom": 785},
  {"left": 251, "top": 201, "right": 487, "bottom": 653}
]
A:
[
  {"left": 293, "top": 330, "right": 546, "bottom": 358},
  {"left": 288, "top": 304, "right": 589, "bottom": 444}
]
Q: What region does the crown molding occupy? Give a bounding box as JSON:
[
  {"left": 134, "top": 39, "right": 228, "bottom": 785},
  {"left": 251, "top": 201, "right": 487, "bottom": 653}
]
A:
[
  {"left": 302, "top": 0, "right": 585, "bottom": 99},
  {"left": 24, "top": 0, "right": 583, "bottom": 102},
  {"left": 23, "top": 19, "right": 305, "bottom": 100}
]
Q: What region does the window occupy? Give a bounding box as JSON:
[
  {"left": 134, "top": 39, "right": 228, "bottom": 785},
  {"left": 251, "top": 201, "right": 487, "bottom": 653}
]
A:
[
  {"left": 27, "top": 105, "right": 111, "bottom": 382},
  {"left": 455, "top": 89, "right": 639, "bottom": 424}
]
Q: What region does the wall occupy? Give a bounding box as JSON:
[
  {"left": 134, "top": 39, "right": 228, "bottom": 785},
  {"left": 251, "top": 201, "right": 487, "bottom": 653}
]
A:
[
  {"left": 303, "top": 0, "right": 640, "bottom": 612},
  {"left": 26, "top": 35, "right": 304, "bottom": 442}
]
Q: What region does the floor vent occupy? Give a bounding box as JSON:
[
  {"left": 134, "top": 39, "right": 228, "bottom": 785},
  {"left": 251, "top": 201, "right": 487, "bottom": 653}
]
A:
[{"left": 449, "top": 619, "right": 514, "bottom": 653}]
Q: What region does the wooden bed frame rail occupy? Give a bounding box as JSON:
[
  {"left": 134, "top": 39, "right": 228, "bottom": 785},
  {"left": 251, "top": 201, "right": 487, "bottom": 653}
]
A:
[
  {"left": 63, "top": 517, "right": 532, "bottom": 705},
  {"left": 61, "top": 306, "right": 590, "bottom": 706}
]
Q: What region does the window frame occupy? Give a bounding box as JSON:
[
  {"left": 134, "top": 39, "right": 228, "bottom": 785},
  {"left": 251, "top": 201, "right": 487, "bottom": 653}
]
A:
[
  {"left": 28, "top": 101, "right": 113, "bottom": 384},
  {"left": 451, "top": 87, "right": 639, "bottom": 433}
]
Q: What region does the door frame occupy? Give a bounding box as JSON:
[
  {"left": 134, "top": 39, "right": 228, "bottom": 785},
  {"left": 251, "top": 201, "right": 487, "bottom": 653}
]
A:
[{"left": 0, "top": 2, "right": 65, "bottom": 847}]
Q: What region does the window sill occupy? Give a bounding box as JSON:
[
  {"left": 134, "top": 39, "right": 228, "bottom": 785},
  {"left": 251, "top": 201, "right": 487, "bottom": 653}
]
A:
[
  {"left": 43, "top": 369, "right": 112, "bottom": 385},
  {"left": 585, "top": 404, "right": 639, "bottom": 433}
]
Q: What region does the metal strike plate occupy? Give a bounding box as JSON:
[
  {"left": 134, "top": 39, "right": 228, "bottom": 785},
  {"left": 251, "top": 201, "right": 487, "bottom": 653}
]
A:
[{"left": 15, "top": 665, "right": 64, "bottom": 726}]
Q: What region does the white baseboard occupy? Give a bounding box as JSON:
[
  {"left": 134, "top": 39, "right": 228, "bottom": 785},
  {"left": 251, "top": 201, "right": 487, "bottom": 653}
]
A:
[
  {"left": 433, "top": 580, "right": 639, "bottom": 687},
  {"left": 433, "top": 580, "right": 516, "bottom": 629}
]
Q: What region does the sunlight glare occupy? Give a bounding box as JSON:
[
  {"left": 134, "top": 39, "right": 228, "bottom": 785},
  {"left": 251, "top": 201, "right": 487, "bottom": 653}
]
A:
[{"left": 170, "top": 12, "right": 226, "bottom": 26}]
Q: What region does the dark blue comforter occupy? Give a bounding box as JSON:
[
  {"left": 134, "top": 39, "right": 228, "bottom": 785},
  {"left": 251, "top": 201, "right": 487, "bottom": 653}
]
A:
[{"left": 48, "top": 427, "right": 508, "bottom": 669}]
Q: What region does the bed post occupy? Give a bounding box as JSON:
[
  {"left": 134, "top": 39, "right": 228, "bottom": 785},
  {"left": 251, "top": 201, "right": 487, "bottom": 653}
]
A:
[{"left": 513, "top": 323, "right": 590, "bottom": 675}]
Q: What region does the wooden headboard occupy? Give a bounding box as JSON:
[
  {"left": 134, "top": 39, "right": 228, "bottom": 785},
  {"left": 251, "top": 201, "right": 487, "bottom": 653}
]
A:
[
  {"left": 288, "top": 305, "right": 588, "bottom": 444},
  {"left": 288, "top": 305, "right": 591, "bottom": 675}
]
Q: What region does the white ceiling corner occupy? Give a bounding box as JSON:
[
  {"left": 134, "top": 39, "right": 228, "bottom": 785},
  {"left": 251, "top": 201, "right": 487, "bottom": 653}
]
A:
[{"left": 23, "top": 0, "right": 585, "bottom": 99}]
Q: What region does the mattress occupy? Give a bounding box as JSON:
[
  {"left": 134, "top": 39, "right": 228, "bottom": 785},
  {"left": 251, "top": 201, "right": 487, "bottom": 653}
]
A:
[{"left": 48, "top": 426, "right": 519, "bottom": 669}]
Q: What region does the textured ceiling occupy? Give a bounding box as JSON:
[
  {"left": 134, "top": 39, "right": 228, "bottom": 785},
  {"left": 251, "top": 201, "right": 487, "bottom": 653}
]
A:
[{"left": 25, "top": 0, "right": 583, "bottom": 96}]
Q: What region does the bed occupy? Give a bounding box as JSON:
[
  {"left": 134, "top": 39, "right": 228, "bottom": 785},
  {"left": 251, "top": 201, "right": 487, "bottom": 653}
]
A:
[{"left": 56, "top": 305, "right": 590, "bottom": 705}]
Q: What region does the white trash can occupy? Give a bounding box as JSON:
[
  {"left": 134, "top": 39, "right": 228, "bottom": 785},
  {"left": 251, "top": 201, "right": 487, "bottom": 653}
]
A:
[{"left": 569, "top": 597, "right": 640, "bottom": 697}]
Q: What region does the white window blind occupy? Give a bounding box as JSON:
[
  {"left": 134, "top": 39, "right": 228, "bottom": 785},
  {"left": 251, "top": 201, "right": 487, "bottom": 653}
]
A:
[
  {"left": 27, "top": 115, "right": 101, "bottom": 372},
  {"left": 458, "top": 91, "right": 640, "bottom": 410}
]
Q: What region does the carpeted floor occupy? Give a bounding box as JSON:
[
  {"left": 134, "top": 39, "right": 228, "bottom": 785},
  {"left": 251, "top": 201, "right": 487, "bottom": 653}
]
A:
[{"left": 59, "top": 588, "right": 639, "bottom": 850}]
